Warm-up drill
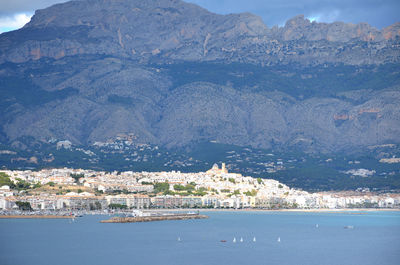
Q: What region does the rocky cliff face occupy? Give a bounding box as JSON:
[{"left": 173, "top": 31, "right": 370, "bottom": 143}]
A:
[
  {"left": 1, "top": 0, "right": 399, "bottom": 65},
  {"left": 0, "top": 0, "right": 399, "bottom": 154}
]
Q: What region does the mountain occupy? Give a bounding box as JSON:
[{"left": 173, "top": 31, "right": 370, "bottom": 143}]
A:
[
  {"left": 1, "top": 0, "right": 399, "bottom": 65},
  {"left": 0, "top": 0, "right": 399, "bottom": 159}
]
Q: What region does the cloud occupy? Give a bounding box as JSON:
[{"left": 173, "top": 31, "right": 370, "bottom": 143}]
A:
[
  {"left": 306, "top": 10, "right": 341, "bottom": 24},
  {"left": 0, "top": 13, "right": 32, "bottom": 33},
  {"left": 0, "top": 0, "right": 67, "bottom": 16}
]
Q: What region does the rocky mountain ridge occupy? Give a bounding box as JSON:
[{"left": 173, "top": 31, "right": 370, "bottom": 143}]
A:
[
  {"left": 0, "top": 0, "right": 399, "bottom": 65},
  {"left": 0, "top": 0, "right": 399, "bottom": 155}
]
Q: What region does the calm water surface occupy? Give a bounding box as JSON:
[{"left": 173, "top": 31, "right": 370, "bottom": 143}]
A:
[{"left": 1, "top": 211, "right": 399, "bottom": 265}]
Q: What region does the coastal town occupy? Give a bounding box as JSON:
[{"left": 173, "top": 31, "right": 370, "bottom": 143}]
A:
[{"left": 1, "top": 163, "right": 399, "bottom": 213}]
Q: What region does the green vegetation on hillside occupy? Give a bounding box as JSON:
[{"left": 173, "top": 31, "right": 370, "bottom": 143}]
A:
[
  {"left": 153, "top": 182, "right": 170, "bottom": 193},
  {"left": 0, "top": 172, "right": 13, "bottom": 187},
  {"left": 244, "top": 189, "right": 258, "bottom": 196}
]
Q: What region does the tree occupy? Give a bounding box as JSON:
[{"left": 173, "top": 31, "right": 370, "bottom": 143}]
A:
[
  {"left": 163, "top": 190, "right": 175, "bottom": 195},
  {"left": 153, "top": 182, "right": 170, "bottom": 193},
  {"left": 173, "top": 184, "right": 186, "bottom": 191},
  {"left": 15, "top": 201, "right": 32, "bottom": 211},
  {"left": 257, "top": 178, "right": 263, "bottom": 184},
  {"left": 141, "top": 181, "right": 153, "bottom": 185},
  {"left": 108, "top": 203, "right": 127, "bottom": 209},
  {"left": 15, "top": 178, "right": 31, "bottom": 190},
  {"left": 70, "top": 173, "right": 85, "bottom": 183},
  {"left": 185, "top": 184, "right": 195, "bottom": 191},
  {"left": 244, "top": 189, "right": 258, "bottom": 196},
  {"left": 174, "top": 184, "right": 195, "bottom": 193},
  {"left": 193, "top": 190, "right": 207, "bottom": 196},
  {"left": 94, "top": 201, "right": 102, "bottom": 210},
  {"left": 0, "top": 172, "right": 14, "bottom": 188}
]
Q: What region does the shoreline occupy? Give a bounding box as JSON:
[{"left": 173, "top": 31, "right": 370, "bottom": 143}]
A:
[
  {"left": 0, "top": 215, "right": 75, "bottom": 219},
  {"left": 146, "top": 208, "right": 400, "bottom": 213},
  {"left": 1, "top": 208, "right": 398, "bottom": 218}
]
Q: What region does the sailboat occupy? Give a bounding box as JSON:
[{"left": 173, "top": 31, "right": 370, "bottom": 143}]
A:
[
  {"left": 177, "top": 237, "right": 181, "bottom": 242},
  {"left": 233, "top": 237, "right": 236, "bottom": 243},
  {"left": 240, "top": 237, "right": 243, "bottom": 243},
  {"left": 316, "top": 224, "right": 319, "bottom": 228},
  {"left": 277, "top": 237, "right": 281, "bottom": 243},
  {"left": 253, "top": 237, "right": 256, "bottom": 242}
]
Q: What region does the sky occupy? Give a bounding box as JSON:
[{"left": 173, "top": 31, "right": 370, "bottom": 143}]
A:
[{"left": 0, "top": 0, "right": 399, "bottom": 33}]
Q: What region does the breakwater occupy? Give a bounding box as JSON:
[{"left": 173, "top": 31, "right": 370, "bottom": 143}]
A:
[{"left": 100, "top": 214, "right": 209, "bottom": 223}]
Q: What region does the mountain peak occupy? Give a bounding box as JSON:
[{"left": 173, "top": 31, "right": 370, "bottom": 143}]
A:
[
  {"left": 0, "top": 0, "right": 399, "bottom": 65},
  {"left": 26, "top": 0, "right": 207, "bottom": 28},
  {"left": 284, "top": 14, "right": 310, "bottom": 27},
  {"left": 277, "top": 14, "right": 396, "bottom": 42}
]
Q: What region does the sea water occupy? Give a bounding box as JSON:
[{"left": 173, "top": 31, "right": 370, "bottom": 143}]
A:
[{"left": 0, "top": 211, "right": 399, "bottom": 265}]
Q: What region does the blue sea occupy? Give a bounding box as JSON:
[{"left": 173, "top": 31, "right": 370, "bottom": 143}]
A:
[{"left": 1, "top": 211, "right": 399, "bottom": 265}]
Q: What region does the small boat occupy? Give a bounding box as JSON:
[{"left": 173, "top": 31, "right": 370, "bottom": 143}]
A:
[
  {"left": 344, "top": 226, "right": 354, "bottom": 229},
  {"left": 240, "top": 237, "right": 243, "bottom": 242},
  {"left": 253, "top": 237, "right": 256, "bottom": 242},
  {"left": 220, "top": 240, "right": 227, "bottom": 243},
  {"left": 277, "top": 237, "right": 281, "bottom": 243},
  {"left": 233, "top": 237, "right": 236, "bottom": 243},
  {"left": 177, "top": 237, "right": 181, "bottom": 242}
]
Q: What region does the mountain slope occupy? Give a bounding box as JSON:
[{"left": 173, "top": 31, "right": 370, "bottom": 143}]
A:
[{"left": 0, "top": 0, "right": 399, "bottom": 155}]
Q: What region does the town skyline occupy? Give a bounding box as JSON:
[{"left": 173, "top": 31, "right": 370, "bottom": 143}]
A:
[{"left": 1, "top": 163, "right": 399, "bottom": 211}]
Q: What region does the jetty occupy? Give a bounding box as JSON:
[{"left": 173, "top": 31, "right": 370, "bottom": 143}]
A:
[{"left": 100, "top": 213, "right": 209, "bottom": 223}]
